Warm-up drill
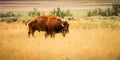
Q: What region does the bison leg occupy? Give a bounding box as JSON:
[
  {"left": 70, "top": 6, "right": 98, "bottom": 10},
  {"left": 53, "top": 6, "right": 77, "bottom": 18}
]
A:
[
  {"left": 28, "top": 28, "right": 35, "bottom": 37},
  {"left": 50, "top": 31, "right": 53, "bottom": 38},
  {"left": 45, "top": 32, "right": 49, "bottom": 38},
  {"left": 28, "top": 26, "right": 33, "bottom": 37},
  {"left": 45, "top": 31, "right": 55, "bottom": 38},
  {"left": 45, "top": 30, "right": 51, "bottom": 38},
  {"left": 50, "top": 31, "right": 55, "bottom": 38},
  {"left": 28, "top": 30, "right": 31, "bottom": 37},
  {"left": 52, "top": 32, "right": 55, "bottom": 38},
  {"left": 31, "top": 30, "right": 36, "bottom": 37},
  {"left": 45, "top": 32, "right": 54, "bottom": 38},
  {"left": 45, "top": 31, "right": 52, "bottom": 38},
  {"left": 50, "top": 34, "right": 52, "bottom": 38},
  {"left": 28, "top": 30, "right": 34, "bottom": 37},
  {"left": 28, "top": 29, "right": 34, "bottom": 37}
]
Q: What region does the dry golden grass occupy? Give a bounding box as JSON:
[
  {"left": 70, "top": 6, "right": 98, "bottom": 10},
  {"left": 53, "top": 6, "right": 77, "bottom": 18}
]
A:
[{"left": 0, "top": 20, "right": 120, "bottom": 60}]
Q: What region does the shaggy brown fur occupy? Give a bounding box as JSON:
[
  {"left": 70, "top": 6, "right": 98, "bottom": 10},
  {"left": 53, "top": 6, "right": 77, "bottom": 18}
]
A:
[{"left": 26, "top": 16, "right": 69, "bottom": 38}]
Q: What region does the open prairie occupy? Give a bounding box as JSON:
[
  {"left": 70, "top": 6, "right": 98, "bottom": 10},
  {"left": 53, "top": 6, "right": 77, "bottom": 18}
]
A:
[
  {"left": 0, "top": 20, "right": 120, "bottom": 60},
  {"left": 0, "top": 1, "right": 120, "bottom": 60}
]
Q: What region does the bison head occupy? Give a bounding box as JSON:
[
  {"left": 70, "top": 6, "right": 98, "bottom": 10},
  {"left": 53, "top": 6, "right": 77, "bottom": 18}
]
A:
[{"left": 61, "top": 21, "right": 69, "bottom": 37}]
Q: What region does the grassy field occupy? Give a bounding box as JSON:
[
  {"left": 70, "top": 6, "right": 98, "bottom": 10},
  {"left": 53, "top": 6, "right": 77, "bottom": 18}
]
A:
[{"left": 0, "top": 20, "right": 120, "bottom": 60}]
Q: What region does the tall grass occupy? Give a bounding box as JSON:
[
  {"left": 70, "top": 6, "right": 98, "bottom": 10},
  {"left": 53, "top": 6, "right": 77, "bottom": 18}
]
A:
[
  {"left": 0, "top": 21, "right": 120, "bottom": 60},
  {"left": 81, "top": 19, "right": 120, "bottom": 30}
]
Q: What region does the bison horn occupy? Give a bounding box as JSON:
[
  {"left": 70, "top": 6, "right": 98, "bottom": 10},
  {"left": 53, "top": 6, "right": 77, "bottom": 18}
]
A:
[{"left": 62, "top": 23, "right": 64, "bottom": 27}]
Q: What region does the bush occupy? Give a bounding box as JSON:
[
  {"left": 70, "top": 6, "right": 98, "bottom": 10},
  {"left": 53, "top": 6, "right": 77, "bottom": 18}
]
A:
[
  {"left": 87, "top": 10, "right": 92, "bottom": 17},
  {"left": 106, "top": 8, "right": 111, "bottom": 16},
  {"left": 87, "top": 3, "right": 120, "bottom": 17},
  {"left": 49, "top": 7, "right": 73, "bottom": 18},
  {"left": 0, "top": 11, "right": 16, "bottom": 18},
  {"left": 28, "top": 8, "right": 40, "bottom": 17},
  {"left": 0, "top": 12, "right": 5, "bottom": 18},
  {"left": 98, "top": 8, "right": 103, "bottom": 16},
  {"left": 92, "top": 8, "right": 98, "bottom": 16},
  {"left": 111, "top": 3, "right": 120, "bottom": 16}
]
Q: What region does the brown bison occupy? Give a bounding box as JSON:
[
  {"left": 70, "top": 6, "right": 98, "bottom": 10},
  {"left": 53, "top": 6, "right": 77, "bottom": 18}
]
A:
[{"left": 26, "top": 16, "right": 69, "bottom": 38}]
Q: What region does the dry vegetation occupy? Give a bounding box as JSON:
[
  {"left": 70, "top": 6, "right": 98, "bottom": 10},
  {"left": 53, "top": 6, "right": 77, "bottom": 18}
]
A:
[
  {"left": 0, "top": 1, "right": 120, "bottom": 60},
  {"left": 0, "top": 19, "right": 120, "bottom": 60}
]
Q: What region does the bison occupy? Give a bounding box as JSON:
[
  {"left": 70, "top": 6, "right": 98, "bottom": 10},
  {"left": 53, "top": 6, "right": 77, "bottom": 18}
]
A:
[{"left": 26, "top": 16, "right": 69, "bottom": 38}]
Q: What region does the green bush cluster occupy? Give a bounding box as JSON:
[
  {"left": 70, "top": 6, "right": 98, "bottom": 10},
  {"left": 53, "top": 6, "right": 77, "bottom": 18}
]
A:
[
  {"left": 87, "top": 3, "right": 120, "bottom": 17},
  {"left": 0, "top": 11, "right": 22, "bottom": 23},
  {"left": 28, "top": 8, "right": 40, "bottom": 17},
  {"left": 0, "top": 11, "right": 16, "bottom": 18},
  {"left": 49, "top": 7, "right": 73, "bottom": 18}
]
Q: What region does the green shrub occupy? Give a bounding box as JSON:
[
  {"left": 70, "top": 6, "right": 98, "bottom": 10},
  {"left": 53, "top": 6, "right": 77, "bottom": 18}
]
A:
[
  {"left": 28, "top": 8, "right": 40, "bottom": 17},
  {"left": 49, "top": 7, "right": 73, "bottom": 18},
  {"left": 111, "top": 3, "right": 120, "bottom": 16},
  {"left": 87, "top": 3, "right": 120, "bottom": 17},
  {"left": 87, "top": 10, "right": 92, "bottom": 17},
  {"left": 0, "top": 11, "right": 16, "bottom": 18},
  {"left": 0, "top": 12, "right": 4, "bottom": 18},
  {"left": 92, "top": 8, "right": 98, "bottom": 16},
  {"left": 106, "top": 8, "right": 111, "bottom": 16},
  {"left": 98, "top": 8, "right": 103, "bottom": 16}
]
